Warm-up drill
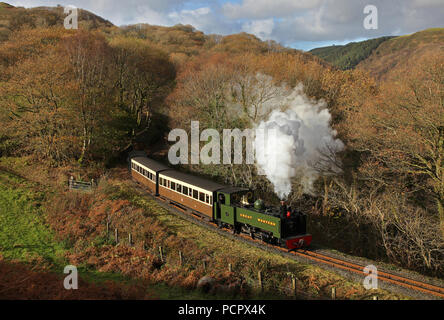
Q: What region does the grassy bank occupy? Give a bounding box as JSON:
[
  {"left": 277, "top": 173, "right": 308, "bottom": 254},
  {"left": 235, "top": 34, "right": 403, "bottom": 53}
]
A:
[{"left": 0, "top": 167, "right": 66, "bottom": 266}]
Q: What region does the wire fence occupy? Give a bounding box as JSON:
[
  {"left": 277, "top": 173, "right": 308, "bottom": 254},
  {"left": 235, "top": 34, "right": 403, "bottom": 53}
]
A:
[{"left": 105, "top": 224, "right": 379, "bottom": 300}]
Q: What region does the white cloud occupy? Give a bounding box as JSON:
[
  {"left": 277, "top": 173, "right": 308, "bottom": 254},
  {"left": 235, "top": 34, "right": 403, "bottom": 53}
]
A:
[
  {"left": 223, "top": 0, "right": 321, "bottom": 20},
  {"left": 168, "top": 7, "right": 212, "bottom": 30},
  {"left": 412, "top": 0, "right": 444, "bottom": 7},
  {"left": 242, "top": 19, "right": 275, "bottom": 40}
]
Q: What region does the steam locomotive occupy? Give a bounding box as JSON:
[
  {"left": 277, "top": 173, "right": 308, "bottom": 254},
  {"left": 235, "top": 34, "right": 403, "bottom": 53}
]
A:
[{"left": 128, "top": 152, "right": 312, "bottom": 250}]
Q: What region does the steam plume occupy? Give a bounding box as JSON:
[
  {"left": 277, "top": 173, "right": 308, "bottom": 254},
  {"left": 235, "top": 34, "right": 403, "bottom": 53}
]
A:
[{"left": 254, "top": 84, "right": 344, "bottom": 199}]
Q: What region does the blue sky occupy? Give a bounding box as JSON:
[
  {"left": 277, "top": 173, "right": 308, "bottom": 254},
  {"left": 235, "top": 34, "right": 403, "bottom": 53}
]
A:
[{"left": 7, "top": 0, "right": 444, "bottom": 51}]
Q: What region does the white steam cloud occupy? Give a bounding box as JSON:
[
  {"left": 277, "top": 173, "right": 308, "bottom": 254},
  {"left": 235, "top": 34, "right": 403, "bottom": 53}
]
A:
[{"left": 254, "top": 84, "right": 344, "bottom": 199}]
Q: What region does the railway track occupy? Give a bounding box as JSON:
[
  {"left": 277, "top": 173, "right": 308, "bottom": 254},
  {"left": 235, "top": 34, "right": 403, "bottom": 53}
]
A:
[
  {"left": 292, "top": 250, "right": 444, "bottom": 299},
  {"left": 133, "top": 180, "right": 444, "bottom": 299}
]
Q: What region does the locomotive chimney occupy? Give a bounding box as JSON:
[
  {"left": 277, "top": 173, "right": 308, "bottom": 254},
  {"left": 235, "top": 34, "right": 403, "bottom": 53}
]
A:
[{"left": 280, "top": 201, "right": 287, "bottom": 219}]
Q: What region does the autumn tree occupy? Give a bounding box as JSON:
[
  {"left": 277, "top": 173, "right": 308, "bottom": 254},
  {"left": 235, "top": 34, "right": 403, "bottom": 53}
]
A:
[
  {"left": 0, "top": 28, "right": 175, "bottom": 165},
  {"left": 348, "top": 54, "right": 444, "bottom": 232},
  {"left": 0, "top": 28, "right": 79, "bottom": 162},
  {"left": 63, "top": 31, "right": 114, "bottom": 163},
  {"left": 109, "top": 37, "right": 176, "bottom": 149}
]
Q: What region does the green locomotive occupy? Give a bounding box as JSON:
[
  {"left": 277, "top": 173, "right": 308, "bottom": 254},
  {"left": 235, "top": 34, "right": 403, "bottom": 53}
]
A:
[{"left": 214, "top": 188, "right": 311, "bottom": 249}]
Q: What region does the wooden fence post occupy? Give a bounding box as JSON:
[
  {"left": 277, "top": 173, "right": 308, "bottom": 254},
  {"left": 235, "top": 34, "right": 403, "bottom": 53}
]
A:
[
  {"left": 258, "top": 271, "right": 263, "bottom": 292},
  {"left": 179, "top": 251, "right": 183, "bottom": 266},
  {"left": 292, "top": 276, "right": 297, "bottom": 296},
  {"left": 331, "top": 287, "right": 336, "bottom": 300},
  {"left": 114, "top": 228, "right": 118, "bottom": 244},
  {"left": 203, "top": 260, "right": 207, "bottom": 272},
  {"left": 159, "top": 246, "right": 163, "bottom": 262},
  {"left": 228, "top": 263, "right": 232, "bottom": 273},
  {"left": 106, "top": 221, "right": 109, "bottom": 238},
  {"left": 128, "top": 233, "right": 132, "bottom": 246}
]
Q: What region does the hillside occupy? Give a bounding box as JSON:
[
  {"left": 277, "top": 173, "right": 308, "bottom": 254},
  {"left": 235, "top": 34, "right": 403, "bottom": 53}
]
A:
[
  {"left": 0, "top": 2, "right": 114, "bottom": 42},
  {"left": 357, "top": 28, "right": 444, "bottom": 81},
  {"left": 0, "top": 3, "right": 314, "bottom": 61},
  {"left": 310, "top": 36, "right": 394, "bottom": 70},
  {"left": 0, "top": 1, "right": 443, "bottom": 299},
  {"left": 117, "top": 24, "right": 312, "bottom": 59}
]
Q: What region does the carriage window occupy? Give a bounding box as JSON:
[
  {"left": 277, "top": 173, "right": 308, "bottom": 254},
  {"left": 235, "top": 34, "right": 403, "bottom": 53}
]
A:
[
  {"left": 189, "top": 188, "right": 193, "bottom": 197},
  {"left": 205, "top": 194, "right": 210, "bottom": 204},
  {"left": 176, "top": 184, "right": 182, "bottom": 193},
  {"left": 171, "top": 181, "right": 176, "bottom": 190},
  {"left": 193, "top": 190, "right": 198, "bottom": 199},
  {"left": 150, "top": 173, "right": 153, "bottom": 180},
  {"left": 199, "top": 192, "right": 205, "bottom": 202},
  {"left": 183, "top": 186, "right": 188, "bottom": 195},
  {"left": 209, "top": 196, "right": 212, "bottom": 204}
]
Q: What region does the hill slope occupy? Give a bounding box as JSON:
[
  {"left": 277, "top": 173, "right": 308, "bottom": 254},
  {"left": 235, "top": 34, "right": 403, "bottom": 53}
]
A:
[
  {"left": 357, "top": 28, "right": 444, "bottom": 81},
  {"left": 309, "top": 36, "right": 394, "bottom": 70},
  {"left": 0, "top": 2, "right": 114, "bottom": 42}
]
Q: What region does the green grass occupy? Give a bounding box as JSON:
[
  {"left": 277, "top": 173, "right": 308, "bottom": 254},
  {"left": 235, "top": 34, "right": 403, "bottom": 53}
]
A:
[{"left": 0, "top": 169, "right": 66, "bottom": 266}]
